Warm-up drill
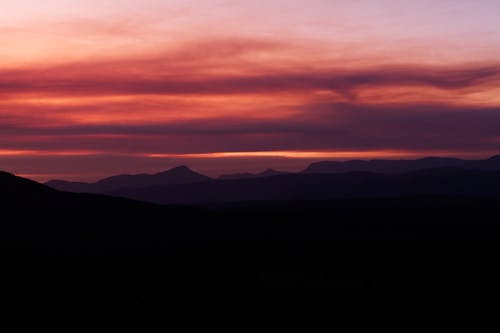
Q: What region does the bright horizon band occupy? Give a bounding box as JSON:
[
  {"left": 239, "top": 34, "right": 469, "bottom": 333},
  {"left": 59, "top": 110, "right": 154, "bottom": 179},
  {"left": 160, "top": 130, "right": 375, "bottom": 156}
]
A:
[{"left": 1, "top": 0, "right": 500, "bottom": 181}]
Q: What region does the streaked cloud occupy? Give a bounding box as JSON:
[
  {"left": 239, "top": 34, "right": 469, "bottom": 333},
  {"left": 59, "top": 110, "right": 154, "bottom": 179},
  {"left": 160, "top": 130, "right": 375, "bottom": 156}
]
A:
[{"left": 1, "top": 1, "right": 500, "bottom": 180}]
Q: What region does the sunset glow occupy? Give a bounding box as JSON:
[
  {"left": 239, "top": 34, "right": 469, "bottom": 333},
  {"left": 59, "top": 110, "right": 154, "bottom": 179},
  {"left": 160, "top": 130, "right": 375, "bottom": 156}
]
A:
[{"left": 2, "top": 0, "right": 500, "bottom": 181}]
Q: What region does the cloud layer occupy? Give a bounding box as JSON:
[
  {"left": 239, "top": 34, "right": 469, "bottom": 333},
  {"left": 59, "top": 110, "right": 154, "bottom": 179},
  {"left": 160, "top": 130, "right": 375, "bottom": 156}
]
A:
[{"left": 2, "top": 1, "right": 500, "bottom": 180}]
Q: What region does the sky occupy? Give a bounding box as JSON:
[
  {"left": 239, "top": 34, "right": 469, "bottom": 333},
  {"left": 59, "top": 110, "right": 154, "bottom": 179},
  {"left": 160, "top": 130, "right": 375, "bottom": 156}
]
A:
[{"left": 1, "top": 0, "right": 500, "bottom": 181}]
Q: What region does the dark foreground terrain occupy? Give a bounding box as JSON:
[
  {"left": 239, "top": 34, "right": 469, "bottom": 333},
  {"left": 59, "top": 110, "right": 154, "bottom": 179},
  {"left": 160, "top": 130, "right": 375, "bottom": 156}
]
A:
[{"left": 2, "top": 171, "right": 500, "bottom": 315}]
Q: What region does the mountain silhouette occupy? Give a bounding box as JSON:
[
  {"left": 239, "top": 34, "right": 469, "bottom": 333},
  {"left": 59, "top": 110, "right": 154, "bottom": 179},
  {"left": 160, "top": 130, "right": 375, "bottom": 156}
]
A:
[
  {"left": 467, "top": 154, "right": 500, "bottom": 170},
  {"left": 1, "top": 170, "right": 57, "bottom": 202},
  {"left": 107, "top": 167, "right": 500, "bottom": 205},
  {"left": 45, "top": 155, "right": 500, "bottom": 195},
  {"left": 46, "top": 165, "right": 211, "bottom": 193},
  {"left": 5, "top": 169, "right": 500, "bottom": 313},
  {"left": 218, "top": 168, "right": 288, "bottom": 180},
  {"left": 302, "top": 155, "right": 500, "bottom": 174},
  {"left": 303, "top": 157, "right": 467, "bottom": 174}
]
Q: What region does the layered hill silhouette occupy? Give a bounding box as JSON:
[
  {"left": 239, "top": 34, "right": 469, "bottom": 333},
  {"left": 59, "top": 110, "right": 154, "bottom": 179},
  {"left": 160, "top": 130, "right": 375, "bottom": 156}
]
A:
[
  {"left": 46, "top": 165, "right": 211, "bottom": 193},
  {"left": 302, "top": 155, "right": 500, "bottom": 173},
  {"left": 4, "top": 169, "right": 500, "bottom": 313},
  {"left": 1, "top": 170, "right": 55, "bottom": 197},
  {"left": 43, "top": 155, "right": 500, "bottom": 205},
  {"left": 218, "top": 168, "right": 288, "bottom": 180},
  {"left": 109, "top": 167, "right": 500, "bottom": 205},
  {"left": 41, "top": 156, "right": 500, "bottom": 205}
]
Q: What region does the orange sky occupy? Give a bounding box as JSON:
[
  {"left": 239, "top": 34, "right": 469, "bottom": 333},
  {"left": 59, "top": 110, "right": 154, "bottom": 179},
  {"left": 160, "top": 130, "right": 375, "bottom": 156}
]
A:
[{"left": 1, "top": 0, "right": 500, "bottom": 181}]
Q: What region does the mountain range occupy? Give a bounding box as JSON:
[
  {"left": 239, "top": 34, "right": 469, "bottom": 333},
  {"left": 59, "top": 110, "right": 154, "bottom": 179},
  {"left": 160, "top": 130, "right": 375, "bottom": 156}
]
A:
[
  {"left": 302, "top": 155, "right": 500, "bottom": 173},
  {"left": 44, "top": 155, "right": 500, "bottom": 204},
  {"left": 217, "top": 168, "right": 288, "bottom": 180},
  {"left": 4, "top": 167, "right": 500, "bottom": 312},
  {"left": 46, "top": 165, "right": 211, "bottom": 193},
  {"left": 107, "top": 168, "right": 500, "bottom": 205}
]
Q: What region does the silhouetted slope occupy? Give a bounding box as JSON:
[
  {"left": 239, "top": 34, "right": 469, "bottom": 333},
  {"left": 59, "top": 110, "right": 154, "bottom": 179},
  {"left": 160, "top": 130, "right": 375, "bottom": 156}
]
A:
[
  {"left": 467, "top": 154, "right": 500, "bottom": 170},
  {"left": 4, "top": 171, "right": 500, "bottom": 313},
  {"left": 1, "top": 171, "right": 199, "bottom": 257},
  {"left": 303, "top": 155, "right": 500, "bottom": 174},
  {"left": 46, "top": 165, "right": 211, "bottom": 193},
  {"left": 44, "top": 179, "right": 94, "bottom": 193},
  {"left": 218, "top": 168, "right": 288, "bottom": 180},
  {"left": 45, "top": 155, "right": 500, "bottom": 195},
  {"left": 255, "top": 168, "right": 288, "bottom": 177},
  {"left": 218, "top": 172, "right": 255, "bottom": 180},
  {"left": 303, "top": 157, "right": 467, "bottom": 174},
  {"left": 1, "top": 171, "right": 58, "bottom": 202},
  {"left": 110, "top": 168, "right": 500, "bottom": 205}
]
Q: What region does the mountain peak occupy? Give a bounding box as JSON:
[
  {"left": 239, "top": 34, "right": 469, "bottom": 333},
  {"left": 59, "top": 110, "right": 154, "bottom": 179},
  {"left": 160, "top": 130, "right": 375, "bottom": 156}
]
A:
[
  {"left": 157, "top": 165, "right": 200, "bottom": 176},
  {"left": 167, "top": 165, "right": 192, "bottom": 172},
  {"left": 488, "top": 155, "right": 500, "bottom": 161},
  {"left": 0, "top": 170, "right": 14, "bottom": 178},
  {"left": 46, "top": 166, "right": 211, "bottom": 193}
]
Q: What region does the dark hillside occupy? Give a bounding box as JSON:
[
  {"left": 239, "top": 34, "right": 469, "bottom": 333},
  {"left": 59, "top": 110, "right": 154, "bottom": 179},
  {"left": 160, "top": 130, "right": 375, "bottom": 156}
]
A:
[{"left": 2, "top": 171, "right": 500, "bottom": 314}]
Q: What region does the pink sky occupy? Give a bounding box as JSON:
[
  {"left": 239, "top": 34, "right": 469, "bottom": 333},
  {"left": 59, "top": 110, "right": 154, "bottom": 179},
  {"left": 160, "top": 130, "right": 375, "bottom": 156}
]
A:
[{"left": 1, "top": 0, "right": 500, "bottom": 181}]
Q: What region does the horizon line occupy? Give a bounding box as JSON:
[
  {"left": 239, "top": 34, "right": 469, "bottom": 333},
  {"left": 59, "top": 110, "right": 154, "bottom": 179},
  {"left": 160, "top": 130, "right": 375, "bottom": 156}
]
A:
[{"left": 8, "top": 151, "right": 500, "bottom": 184}]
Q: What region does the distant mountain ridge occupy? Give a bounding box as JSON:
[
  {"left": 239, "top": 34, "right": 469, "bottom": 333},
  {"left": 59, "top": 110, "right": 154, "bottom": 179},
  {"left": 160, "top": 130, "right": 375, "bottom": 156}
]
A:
[
  {"left": 46, "top": 165, "right": 211, "bottom": 193},
  {"left": 44, "top": 155, "right": 500, "bottom": 196},
  {"left": 7, "top": 168, "right": 500, "bottom": 312},
  {"left": 302, "top": 155, "right": 500, "bottom": 174},
  {"left": 110, "top": 167, "right": 500, "bottom": 205},
  {"left": 218, "top": 169, "right": 288, "bottom": 180}
]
